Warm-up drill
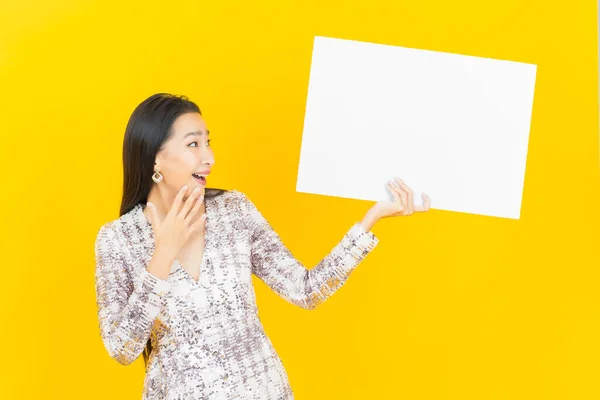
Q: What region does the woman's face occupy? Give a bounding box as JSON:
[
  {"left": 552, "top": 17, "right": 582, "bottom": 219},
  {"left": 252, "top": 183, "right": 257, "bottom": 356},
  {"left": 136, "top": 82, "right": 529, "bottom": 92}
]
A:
[{"left": 155, "top": 112, "right": 215, "bottom": 196}]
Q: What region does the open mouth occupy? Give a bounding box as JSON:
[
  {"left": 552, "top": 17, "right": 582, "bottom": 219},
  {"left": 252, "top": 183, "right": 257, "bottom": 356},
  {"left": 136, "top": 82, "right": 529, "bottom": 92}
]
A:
[{"left": 192, "top": 173, "right": 207, "bottom": 185}]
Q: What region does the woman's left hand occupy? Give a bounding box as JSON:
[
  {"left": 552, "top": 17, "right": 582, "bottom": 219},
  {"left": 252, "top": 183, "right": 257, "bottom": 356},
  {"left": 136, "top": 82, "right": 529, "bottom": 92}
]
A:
[
  {"left": 374, "top": 177, "right": 431, "bottom": 218},
  {"left": 360, "top": 177, "right": 431, "bottom": 232}
]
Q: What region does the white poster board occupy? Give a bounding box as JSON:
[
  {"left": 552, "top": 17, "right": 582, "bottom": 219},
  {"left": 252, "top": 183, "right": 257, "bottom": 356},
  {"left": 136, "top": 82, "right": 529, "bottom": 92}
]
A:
[{"left": 296, "top": 36, "right": 537, "bottom": 219}]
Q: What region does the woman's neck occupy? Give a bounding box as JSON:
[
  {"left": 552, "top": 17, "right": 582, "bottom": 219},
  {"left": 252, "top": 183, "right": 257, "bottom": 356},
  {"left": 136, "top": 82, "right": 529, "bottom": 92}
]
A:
[{"left": 145, "top": 185, "right": 206, "bottom": 224}]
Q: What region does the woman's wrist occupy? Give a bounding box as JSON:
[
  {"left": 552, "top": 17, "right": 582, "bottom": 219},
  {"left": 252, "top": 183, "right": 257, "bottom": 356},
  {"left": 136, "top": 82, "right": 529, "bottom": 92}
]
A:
[
  {"left": 360, "top": 207, "right": 382, "bottom": 233},
  {"left": 147, "top": 245, "right": 177, "bottom": 280}
]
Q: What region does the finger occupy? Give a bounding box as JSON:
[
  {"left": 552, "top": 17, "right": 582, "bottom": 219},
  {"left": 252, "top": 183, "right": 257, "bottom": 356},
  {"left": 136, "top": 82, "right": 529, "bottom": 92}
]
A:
[
  {"left": 389, "top": 180, "right": 408, "bottom": 210},
  {"left": 188, "top": 213, "right": 208, "bottom": 233},
  {"left": 386, "top": 183, "right": 405, "bottom": 211},
  {"left": 169, "top": 185, "right": 189, "bottom": 217},
  {"left": 184, "top": 195, "right": 204, "bottom": 224},
  {"left": 180, "top": 188, "right": 202, "bottom": 217},
  {"left": 396, "top": 186, "right": 408, "bottom": 213},
  {"left": 387, "top": 182, "right": 405, "bottom": 206},
  {"left": 395, "top": 178, "right": 414, "bottom": 214},
  {"left": 415, "top": 193, "right": 431, "bottom": 212}
]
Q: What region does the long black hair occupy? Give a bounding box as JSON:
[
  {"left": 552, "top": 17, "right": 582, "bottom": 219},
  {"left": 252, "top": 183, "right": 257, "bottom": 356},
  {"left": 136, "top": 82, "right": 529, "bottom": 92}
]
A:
[{"left": 119, "top": 93, "right": 226, "bottom": 368}]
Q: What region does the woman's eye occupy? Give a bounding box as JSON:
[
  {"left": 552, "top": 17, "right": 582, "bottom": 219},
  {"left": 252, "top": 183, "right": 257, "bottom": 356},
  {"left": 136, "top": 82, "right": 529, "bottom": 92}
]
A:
[{"left": 188, "top": 139, "right": 210, "bottom": 148}]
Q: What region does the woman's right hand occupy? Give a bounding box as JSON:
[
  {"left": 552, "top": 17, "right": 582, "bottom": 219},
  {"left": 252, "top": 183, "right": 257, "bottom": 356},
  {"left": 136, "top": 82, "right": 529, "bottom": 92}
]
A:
[{"left": 146, "top": 185, "right": 207, "bottom": 261}]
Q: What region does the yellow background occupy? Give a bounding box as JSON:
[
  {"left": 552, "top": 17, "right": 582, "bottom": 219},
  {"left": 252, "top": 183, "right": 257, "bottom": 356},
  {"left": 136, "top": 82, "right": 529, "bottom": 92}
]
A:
[{"left": 2, "top": 0, "right": 600, "bottom": 399}]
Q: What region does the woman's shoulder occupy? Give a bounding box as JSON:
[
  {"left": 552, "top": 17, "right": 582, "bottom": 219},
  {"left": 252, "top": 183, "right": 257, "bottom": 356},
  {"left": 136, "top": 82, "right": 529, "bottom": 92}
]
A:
[
  {"left": 95, "top": 205, "right": 140, "bottom": 246},
  {"left": 209, "top": 189, "right": 260, "bottom": 220},
  {"left": 94, "top": 219, "right": 123, "bottom": 259},
  {"left": 209, "top": 188, "right": 250, "bottom": 205}
]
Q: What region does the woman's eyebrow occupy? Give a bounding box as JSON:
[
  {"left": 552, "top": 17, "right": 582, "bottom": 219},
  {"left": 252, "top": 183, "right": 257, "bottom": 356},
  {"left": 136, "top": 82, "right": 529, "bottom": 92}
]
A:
[{"left": 183, "top": 130, "right": 210, "bottom": 139}]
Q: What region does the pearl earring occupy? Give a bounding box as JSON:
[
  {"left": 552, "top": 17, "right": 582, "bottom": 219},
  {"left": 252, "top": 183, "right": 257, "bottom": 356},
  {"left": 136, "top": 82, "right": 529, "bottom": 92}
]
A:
[{"left": 152, "top": 170, "right": 163, "bottom": 183}]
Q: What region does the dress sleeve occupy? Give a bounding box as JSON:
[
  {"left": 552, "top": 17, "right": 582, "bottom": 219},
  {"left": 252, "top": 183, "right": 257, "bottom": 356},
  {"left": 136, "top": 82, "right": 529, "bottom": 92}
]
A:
[
  {"left": 239, "top": 192, "right": 379, "bottom": 310},
  {"left": 94, "top": 224, "right": 170, "bottom": 365}
]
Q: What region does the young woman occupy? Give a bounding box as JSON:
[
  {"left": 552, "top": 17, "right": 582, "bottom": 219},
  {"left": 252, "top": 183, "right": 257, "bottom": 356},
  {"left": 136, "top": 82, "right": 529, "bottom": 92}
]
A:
[{"left": 94, "top": 93, "right": 431, "bottom": 399}]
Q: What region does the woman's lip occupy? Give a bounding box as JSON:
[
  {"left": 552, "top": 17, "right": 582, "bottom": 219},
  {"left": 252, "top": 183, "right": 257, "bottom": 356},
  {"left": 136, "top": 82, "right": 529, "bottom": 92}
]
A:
[{"left": 193, "top": 175, "right": 206, "bottom": 185}]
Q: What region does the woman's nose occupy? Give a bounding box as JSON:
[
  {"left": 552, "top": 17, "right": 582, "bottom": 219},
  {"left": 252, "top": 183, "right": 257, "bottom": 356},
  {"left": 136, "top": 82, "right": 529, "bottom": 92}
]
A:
[{"left": 203, "top": 155, "right": 215, "bottom": 167}]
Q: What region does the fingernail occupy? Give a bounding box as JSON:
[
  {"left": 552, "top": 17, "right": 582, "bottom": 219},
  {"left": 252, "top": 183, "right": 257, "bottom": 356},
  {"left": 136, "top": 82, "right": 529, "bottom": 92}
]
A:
[
  {"left": 147, "top": 202, "right": 153, "bottom": 207},
  {"left": 183, "top": 185, "right": 188, "bottom": 190}
]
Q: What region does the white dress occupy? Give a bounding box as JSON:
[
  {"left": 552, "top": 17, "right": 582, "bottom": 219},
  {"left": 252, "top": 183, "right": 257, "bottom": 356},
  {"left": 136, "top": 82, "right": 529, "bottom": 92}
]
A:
[{"left": 94, "top": 189, "right": 379, "bottom": 399}]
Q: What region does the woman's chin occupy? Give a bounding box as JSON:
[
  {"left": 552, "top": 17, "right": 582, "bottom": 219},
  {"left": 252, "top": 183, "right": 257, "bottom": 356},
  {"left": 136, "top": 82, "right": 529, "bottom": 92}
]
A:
[{"left": 190, "top": 181, "right": 206, "bottom": 194}]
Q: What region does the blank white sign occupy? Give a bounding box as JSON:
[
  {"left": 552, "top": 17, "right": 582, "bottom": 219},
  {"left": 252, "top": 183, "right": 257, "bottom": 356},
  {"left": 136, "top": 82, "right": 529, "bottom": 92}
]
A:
[{"left": 296, "top": 36, "right": 537, "bottom": 220}]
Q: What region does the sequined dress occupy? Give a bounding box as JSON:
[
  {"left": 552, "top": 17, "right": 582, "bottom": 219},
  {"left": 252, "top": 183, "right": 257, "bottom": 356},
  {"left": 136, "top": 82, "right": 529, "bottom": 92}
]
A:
[{"left": 94, "top": 189, "right": 379, "bottom": 399}]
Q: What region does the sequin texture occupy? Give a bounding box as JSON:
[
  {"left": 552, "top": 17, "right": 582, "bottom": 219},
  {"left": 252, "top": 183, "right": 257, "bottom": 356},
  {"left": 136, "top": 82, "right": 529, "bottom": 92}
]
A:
[{"left": 94, "top": 190, "right": 379, "bottom": 399}]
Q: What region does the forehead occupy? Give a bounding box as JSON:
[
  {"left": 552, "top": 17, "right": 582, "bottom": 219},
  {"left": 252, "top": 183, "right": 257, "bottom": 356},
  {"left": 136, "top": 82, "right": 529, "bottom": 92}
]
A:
[{"left": 170, "top": 112, "right": 209, "bottom": 137}]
